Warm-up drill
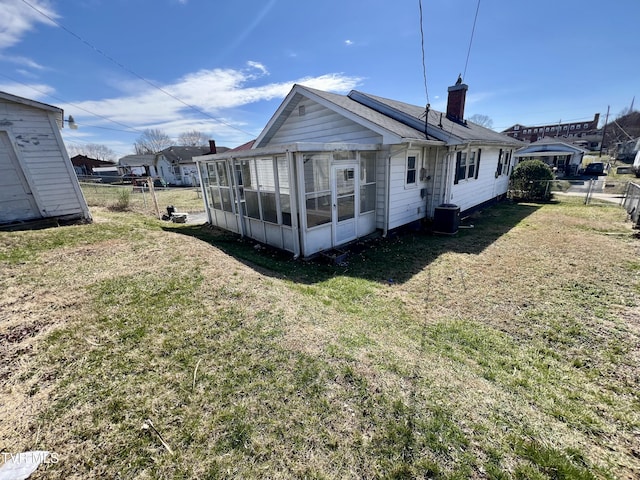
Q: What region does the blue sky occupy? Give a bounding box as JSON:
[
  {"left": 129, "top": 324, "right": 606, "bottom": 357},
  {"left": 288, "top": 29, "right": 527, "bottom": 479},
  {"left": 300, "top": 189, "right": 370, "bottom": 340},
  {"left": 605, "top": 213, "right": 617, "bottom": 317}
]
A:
[{"left": 1, "top": 0, "right": 639, "bottom": 158}]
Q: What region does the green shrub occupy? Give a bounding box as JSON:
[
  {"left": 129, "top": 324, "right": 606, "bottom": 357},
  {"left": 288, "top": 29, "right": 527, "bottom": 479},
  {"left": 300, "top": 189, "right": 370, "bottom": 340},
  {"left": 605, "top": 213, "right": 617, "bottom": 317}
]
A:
[
  {"left": 510, "top": 160, "right": 554, "bottom": 201},
  {"left": 112, "top": 188, "right": 131, "bottom": 211}
]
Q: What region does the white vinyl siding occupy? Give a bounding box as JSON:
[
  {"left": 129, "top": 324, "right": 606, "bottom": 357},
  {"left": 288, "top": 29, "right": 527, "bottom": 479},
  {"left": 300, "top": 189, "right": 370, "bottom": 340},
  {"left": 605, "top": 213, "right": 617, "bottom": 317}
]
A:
[
  {"left": 387, "top": 148, "right": 429, "bottom": 230},
  {"left": 267, "top": 98, "right": 384, "bottom": 146},
  {"left": 449, "top": 146, "right": 510, "bottom": 213},
  {"left": 0, "top": 99, "right": 90, "bottom": 223}
]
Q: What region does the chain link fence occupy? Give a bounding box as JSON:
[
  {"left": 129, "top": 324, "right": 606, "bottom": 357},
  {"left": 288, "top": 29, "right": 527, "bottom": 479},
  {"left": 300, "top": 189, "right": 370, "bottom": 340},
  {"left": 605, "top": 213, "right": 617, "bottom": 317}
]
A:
[
  {"left": 80, "top": 182, "right": 205, "bottom": 217},
  {"left": 508, "top": 178, "right": 630, "bottom": 206}
]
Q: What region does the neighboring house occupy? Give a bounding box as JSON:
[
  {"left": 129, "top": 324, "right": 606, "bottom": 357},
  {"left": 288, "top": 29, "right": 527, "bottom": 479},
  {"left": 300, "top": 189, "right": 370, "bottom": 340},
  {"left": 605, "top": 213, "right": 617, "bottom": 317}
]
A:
[
  {"left": 503, "top": 113, "right": 600, "bottom": 143},
  {"left": 157, "top": 142, "right": 227, "bottom": 186},
  {"left": 70, "top": 154, "right": 115, "bottom": 176},
  {"left": 194, "top": 80, "right": 522, "bottom": 258},
  {"left": 514, "top": 139, "right": 588, "bottom": 176},
  {"left": 0, "top": 91, "right": 91, "bottom": 226},
  {"left": 118, "top": 141, "right": 225, "bottom": 186},
  {"left": 118, "top": 153, "right": 173, "bottom": 184}
]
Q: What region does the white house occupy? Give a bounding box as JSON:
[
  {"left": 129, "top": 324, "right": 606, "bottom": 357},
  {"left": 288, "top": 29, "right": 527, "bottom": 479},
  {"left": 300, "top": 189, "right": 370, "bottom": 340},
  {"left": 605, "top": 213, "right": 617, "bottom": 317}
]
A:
[
  {"left": 0, "top": 91, "right": 91, "bottom": 226},
  {"left": 156, "top": 143, "right": 224, "bottom": 186},
  {"left": 194, "top": 80, "right": 522, "bottom": 258},
  {"left": 118, "top": 142, "right": 223, "bottom": 186},
  {"left": 514, "top": 139, "right": 587, "bottom": 176},
  {"left": 118, "top": 154, "right": 173, "bottom": 184}
]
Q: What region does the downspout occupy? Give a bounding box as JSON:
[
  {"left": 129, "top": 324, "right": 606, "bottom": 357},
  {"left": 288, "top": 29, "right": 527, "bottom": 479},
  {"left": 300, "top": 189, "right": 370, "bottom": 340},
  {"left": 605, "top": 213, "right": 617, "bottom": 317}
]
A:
[
  {"left": 429, "top": 146, "right": 440, "bottom": 217},
  {"left": 442, "top": 150, "right": 451, "bottom": 204},
  {"left": 383, "top": 154, "right": 391, "bottom": 237},
  {"left": 288, "top": 150, "right": 301, "bottom": 259}
]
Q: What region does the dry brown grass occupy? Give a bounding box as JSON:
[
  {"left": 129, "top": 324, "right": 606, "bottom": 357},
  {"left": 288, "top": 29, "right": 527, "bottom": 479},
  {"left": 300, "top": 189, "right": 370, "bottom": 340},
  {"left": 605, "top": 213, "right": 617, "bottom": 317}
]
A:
[{"left": 1, "top": 198, "right": 639, "bottom": 478}]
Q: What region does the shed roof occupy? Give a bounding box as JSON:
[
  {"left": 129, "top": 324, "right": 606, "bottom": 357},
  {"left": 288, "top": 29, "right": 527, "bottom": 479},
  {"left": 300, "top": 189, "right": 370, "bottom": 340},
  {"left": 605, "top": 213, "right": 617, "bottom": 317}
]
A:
[{"left": 0, "top": 90, "right": 64, "bottom": 128}]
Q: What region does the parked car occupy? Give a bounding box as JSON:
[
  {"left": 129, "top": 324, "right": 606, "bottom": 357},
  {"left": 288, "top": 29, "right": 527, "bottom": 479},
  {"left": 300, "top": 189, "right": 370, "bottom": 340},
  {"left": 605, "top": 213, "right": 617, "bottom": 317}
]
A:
[{"left": 583, "top": 162, "right": 608, "bottom": 176}]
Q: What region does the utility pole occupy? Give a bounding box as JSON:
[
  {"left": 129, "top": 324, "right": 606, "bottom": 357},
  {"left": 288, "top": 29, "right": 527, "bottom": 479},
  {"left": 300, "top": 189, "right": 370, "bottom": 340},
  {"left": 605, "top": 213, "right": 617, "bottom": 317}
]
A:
[{"left": 599, "top": 105, "right": 610, "bottom": 158}]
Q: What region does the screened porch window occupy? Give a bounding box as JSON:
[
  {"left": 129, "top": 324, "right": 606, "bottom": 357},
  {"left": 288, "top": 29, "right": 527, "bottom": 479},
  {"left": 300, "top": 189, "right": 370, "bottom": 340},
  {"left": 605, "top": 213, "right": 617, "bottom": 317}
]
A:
[
  {"left": 238, "top": 157, "right": 291, "bottom": 225},
  {"left": 276, "top": 156, "right": 292, "bottom": 226},
  {"left": 360, "top": 151, "right": 376, "bottom": 213},
  {"left": 304, "top": 153, "right": 331, "bottom": 228},
  {"left": 207, "top": 163, "right": 222, "bottom": 210},
  {"left": 256, "top": 158, "right": 277, "bottom": 223},
  {"left": 240, "top": 160, "right": 260, "bottom": 219}
]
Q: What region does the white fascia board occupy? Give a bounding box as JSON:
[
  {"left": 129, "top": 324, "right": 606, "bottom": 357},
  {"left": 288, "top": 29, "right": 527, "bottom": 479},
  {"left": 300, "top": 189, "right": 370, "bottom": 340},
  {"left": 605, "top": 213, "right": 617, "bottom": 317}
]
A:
[{"left": 194, "top": 142, "right": 383, "bottom": 162}]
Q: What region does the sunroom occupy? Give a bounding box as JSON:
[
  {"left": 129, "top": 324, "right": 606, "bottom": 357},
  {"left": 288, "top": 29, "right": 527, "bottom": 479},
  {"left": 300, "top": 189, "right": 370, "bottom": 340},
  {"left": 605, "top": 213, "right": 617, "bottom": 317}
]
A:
[{"left": 196, "top": 143, "right": 381, "bottom": 258}]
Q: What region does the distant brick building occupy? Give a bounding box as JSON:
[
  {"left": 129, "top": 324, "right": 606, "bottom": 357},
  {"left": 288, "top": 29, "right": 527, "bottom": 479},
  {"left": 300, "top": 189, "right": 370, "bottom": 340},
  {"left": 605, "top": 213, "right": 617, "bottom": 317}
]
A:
[{"left": 502, "top": 113, "right": 600, "bottom": 143}]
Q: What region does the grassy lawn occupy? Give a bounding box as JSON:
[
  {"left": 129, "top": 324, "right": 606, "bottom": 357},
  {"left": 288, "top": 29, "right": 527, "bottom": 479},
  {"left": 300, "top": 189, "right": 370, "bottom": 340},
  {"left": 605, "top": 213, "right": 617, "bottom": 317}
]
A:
[{"left": 1, "top": 197, "right": 639, "bottom": 479}]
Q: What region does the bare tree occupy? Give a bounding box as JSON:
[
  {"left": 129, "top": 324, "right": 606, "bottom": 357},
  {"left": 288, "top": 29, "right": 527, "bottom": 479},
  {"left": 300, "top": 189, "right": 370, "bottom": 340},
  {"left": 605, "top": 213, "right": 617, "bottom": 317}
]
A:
[
  {"left": 67, "top": 143, "right": 117, "bottom": 162},
  {"left": 134, "top": 128, "right": 173, "bottom": 154},
  {"left": 468, "top": 114, "right": 494, "bottom": 129},
  {"left": 177, "top": 130, "right": 207, "bottom": 146}
]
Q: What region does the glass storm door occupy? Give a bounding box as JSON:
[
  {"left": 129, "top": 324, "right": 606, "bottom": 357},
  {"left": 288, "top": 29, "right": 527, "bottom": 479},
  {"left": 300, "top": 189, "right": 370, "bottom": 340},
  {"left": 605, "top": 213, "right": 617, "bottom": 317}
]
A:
[{"left": 332, "top": 164, "right": 358, "bottom": 245}]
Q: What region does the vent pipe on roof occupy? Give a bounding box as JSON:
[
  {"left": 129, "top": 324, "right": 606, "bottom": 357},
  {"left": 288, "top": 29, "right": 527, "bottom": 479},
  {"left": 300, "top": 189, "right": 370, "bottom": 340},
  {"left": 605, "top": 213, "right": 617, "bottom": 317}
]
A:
[{"left": 446, "top": 75, "right": 468, "bottom": 123}]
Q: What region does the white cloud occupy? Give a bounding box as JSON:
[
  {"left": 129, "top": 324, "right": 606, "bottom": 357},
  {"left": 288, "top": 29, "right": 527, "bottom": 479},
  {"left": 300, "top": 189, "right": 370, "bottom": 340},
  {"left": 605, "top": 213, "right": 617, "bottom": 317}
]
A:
[
  {"left": 0, "top": 82, "right": 55, "bottom": 99},
  {"left": 0, "top": 0, "right": 58, "bottom": 50},
  {"left": 0, "top": 53, "right": 46, "bottom": 70},
  {"left": 345, "top": 40, "right": 354, "bottom": 46},
  {"left": 63, "top": 67, "right": 362, "bottom": 141},
  {"left": 246, "top": 61, "right": 269, "bottom": 76}
]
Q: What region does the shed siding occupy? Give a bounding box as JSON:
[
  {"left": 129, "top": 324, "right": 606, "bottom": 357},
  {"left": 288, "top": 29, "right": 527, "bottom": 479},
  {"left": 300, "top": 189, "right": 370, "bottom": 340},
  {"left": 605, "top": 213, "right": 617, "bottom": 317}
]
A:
[
  {"left": 266, "top": 98, "right": 383, "bottom": 146},
  {"left": 0, "top": 99, "right": 90, "bottom": 223}
]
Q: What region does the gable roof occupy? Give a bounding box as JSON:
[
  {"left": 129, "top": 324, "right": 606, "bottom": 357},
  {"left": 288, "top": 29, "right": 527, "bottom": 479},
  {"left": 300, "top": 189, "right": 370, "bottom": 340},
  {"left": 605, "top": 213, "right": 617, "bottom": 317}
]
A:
[
  {"left": 353, "top": 91, "right": 522, "bottom": 146},
  {"left": 515, "top": 139, "right": 588, "bottom": 156},
  {"left": 159, "top": 145, "right": 231, "bottom": 164},
  {"left": 118, "top": 154, "right": 156, "bottom": 167},
  {"left": 255, "top": 84, "right": 522, "bottom": 148},
  {"left": 0, "top": 90, "right": 64, "bottom": 128}
]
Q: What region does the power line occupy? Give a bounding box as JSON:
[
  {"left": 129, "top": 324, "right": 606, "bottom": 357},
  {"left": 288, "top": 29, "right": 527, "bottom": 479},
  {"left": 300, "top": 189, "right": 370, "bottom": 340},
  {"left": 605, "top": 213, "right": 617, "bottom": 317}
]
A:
[
  {"left": 0, "top": 71, "right": 145, "bottom": 134},
  {"left": 418, "top": 0, "right": 430, "bottom": 105},
  {"left": 19, "top": 0, "right": 257, "bottom": 138},
  {"left": 462, "top": 0, "right": 481, "bottom": 80}
]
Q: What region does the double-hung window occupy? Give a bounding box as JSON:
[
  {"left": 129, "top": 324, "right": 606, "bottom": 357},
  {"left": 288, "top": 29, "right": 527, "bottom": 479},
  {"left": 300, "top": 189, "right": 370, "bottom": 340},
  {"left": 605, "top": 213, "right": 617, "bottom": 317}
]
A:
[
  {"left": 454, "top": 149, "right": 481, "bottom": 184},
  {"left": 406, "top": 153, "right": 418, "bottom": 185}
]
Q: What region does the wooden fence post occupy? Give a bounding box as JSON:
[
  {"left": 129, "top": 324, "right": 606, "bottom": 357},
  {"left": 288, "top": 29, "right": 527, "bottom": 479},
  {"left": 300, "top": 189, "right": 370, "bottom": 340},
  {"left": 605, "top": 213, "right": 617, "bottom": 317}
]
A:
[{"left": 147, "top": 178, "right": 161, "bottom": 218}]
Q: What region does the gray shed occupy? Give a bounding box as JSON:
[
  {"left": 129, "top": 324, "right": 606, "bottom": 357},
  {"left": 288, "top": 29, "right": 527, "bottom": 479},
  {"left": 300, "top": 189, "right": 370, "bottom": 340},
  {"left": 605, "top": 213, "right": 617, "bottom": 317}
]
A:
[{"left": 0, "top": 91, "right": 91, "bottom": 226}]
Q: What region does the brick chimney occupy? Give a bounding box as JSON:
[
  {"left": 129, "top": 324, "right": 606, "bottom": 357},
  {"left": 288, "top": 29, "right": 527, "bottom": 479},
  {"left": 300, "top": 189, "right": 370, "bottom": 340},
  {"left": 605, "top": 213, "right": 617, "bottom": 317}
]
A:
[
  {"left": 208, "top": 140, "right": 217, "bottom": 154},
  {"left": 446, "top": 76, "right": 468, "bottom": 123}
]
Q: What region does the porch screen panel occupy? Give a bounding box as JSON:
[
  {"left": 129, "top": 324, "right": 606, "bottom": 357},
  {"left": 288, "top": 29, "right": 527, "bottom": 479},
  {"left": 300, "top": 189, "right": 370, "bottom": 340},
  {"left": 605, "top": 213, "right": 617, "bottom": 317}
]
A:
[
  {"left": 241, "top": 159, "right": 260, "bottom": 219},
  {"left": 216, "top": 162, "right": 233, "bottom": 212},
  {"left": 276, "top": 156, "right": 291, "bottom": 226},
  {"left": 207, "top": 163, "right": 222, "bottom": 210},
  {"left": 303, "top": 153, "right": 331, "bottom": 228},
  {"left": 360, "top": 151, "right": 376, "bottom": 213},
  {"left": 256, "top": 158, "right": 277, "bottom": 223}
]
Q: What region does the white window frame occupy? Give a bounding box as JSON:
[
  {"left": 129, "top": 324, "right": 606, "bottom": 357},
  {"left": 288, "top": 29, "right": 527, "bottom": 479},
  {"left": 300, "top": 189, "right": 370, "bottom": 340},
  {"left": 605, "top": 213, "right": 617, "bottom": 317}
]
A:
[{"left": 405, "top": 150, "right": 420, "bottom": 188}]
